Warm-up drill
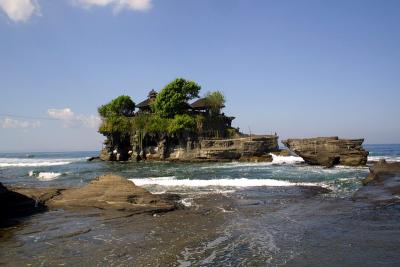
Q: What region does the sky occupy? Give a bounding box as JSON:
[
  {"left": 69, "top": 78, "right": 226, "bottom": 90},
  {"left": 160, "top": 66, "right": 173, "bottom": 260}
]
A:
[{"left": 0, "top": 0, "right": 399, "bottom": 152}]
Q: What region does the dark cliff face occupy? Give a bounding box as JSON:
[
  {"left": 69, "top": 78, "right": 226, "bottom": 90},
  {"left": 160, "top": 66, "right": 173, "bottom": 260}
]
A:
[{"left": 282, "top": 137, "right": 369, "bottom": 167}]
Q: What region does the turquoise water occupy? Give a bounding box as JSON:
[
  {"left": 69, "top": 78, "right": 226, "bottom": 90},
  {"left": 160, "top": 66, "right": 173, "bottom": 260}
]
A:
[{"left": 1, "top": 144, "right": 399, "bottom": 197}]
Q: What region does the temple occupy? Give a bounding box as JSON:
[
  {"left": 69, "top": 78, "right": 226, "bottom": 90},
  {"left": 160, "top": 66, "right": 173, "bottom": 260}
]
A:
[
  {"left": 136, "top": 89, "right": 158, "bottom": 113},
  {"left": 99, "top": 88, "right": 279, "bottom": 162}
]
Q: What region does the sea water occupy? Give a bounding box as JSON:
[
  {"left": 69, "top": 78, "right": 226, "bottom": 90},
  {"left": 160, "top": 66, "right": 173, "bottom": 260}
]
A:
[
  {"left": 1, "top": 144, "right": 400, "bottom": 266},
  {"left": 0, "top": 144, "right": 399, "bottom": 196}
]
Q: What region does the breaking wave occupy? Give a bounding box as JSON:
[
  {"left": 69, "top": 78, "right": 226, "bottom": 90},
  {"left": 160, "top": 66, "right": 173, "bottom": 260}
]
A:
[
  {"left": 200, "top": 155, "right": 304, "bottom": 170},
  {"left": 368, "top": 156, "right": 400, "bottom": 162},
  {"left": 0, "top": 157, "right": 84, "bottom": 167},
  {"left": 29, "top": 171, "right": 63, "bottom": 181},
  {"left": 270, "top": 154, "right": 304, "bottom": 164},
  {"left": 129, "top": 177, "right": 321, "bottom": 188}
]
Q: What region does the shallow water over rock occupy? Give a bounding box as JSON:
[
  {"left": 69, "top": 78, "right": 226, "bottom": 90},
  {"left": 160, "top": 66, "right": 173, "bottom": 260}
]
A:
[{"left": 1, "top": 186, "right": 400, "bottom": 266}]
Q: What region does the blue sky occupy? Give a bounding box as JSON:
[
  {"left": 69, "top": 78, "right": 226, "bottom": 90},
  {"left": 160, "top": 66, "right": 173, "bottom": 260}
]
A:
[{"left": 0, "top": 0, "right": 399, "bottom": 152}]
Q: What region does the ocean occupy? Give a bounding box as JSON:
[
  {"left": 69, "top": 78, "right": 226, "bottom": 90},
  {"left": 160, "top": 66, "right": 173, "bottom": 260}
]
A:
[
  {"left": 1, "top": 144, "right": 400, "bottom": 266},
  {"left": 1, "top": 144, "right": 399, "bottom": 195}
]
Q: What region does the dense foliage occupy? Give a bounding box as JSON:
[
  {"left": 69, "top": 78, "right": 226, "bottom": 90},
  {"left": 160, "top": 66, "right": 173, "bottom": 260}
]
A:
[
  {"left": 98, "top": 116, "right": 133, "bottom": 137},
  {"left": 168, "top": 114, "right": 196, "bottom": 134},
  {"left": 153, "top": 78, "right": 201, "bottom": 118},
  {"left": 204, "top": 91, "right": 225, "bottom": 115},
  {"left": 97, "top": 80, "right": 233, "bottom": 142},
  {"left": 98, "top": 95, "right": 135, "bottom": 136},
  {"left": 98, "top": 95, "right": 135, "bottom": 118},
  {"left": 131, "top": 114, "right": 196, "bottom": 135}
]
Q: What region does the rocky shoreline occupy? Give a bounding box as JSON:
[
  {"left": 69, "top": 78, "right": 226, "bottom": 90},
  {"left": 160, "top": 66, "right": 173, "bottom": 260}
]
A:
[
  {"left": 2, "top": 177, "right": 400, "bottom": 266},
  {"left": 1, "top": 175, "right": 180, "bottom": 226},
  {"left": 353, "top": 160, "right": 400, "bottom": 206}
]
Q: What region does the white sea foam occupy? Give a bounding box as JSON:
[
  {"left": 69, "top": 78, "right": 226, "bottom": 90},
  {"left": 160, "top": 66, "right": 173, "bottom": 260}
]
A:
[
  {"left": 199, "top": 155, "right": 304, "bottom": 170},
  {"left": 270, "top": 154, "right": 304, "bottom": 164},
  {"left": 29, "top": 171, "right": 62, "bottom": 181},
  {"left": 200, "top": 162, "right": 271, "bottom": 170},
  {"left": 0, "top": 157, "right": 84, "bottom": 167},
  {"left": 368, "top": 156, "right": 400, "bottom": 162},
  {"left": 129, "top": 177, "right": 321, "bottom": 188},
  {"left": 179, "top": 198, "right": 194, "bottom": 207}
]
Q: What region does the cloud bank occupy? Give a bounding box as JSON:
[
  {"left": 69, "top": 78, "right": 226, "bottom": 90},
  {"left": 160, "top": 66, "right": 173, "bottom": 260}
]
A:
[
  {"left": 74, "top": 0, "right": 152, "bottom": 12},
  {"left": 0, "top": 117, "right": 41, "bottom": 129},
  {"left": 0, "top": 0, "right": 152, "bottom": 22},
  {"left": 47, "top": 108, "right": 101, "bottom": 129},
  {"left": 0, "top": 0, "right": 38, "bottom": 22}
]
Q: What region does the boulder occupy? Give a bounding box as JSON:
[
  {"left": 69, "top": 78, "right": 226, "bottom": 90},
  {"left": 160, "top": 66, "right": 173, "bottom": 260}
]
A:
[
  {"left": 282, "top": 137, "right": 368, "bottom": 167},
  {"left": 353, "top": 160, "right": 400, "bottom": 206},
  {"left": 0, "top": 183, "right": 57, "bottom": 223},
  {"left": 46, "top": 174, "right": 178, "bottom": 213}
]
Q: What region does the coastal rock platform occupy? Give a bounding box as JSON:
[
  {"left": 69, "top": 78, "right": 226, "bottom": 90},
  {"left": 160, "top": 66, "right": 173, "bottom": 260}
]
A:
[
  {"left": 47, "top": 174, "right": 178, "bottom": 213},
  {"left": 353, "top": 160, "right": 400, "bottom": 206},
  {"left": 1, "top": 175, "right": 179, "bottom": 224},
  {"left": 282, "top": 136, "right": 369, "bottom": 167},
  {"left": 0, "top": 183, "right": 54, "bottom": 224}
]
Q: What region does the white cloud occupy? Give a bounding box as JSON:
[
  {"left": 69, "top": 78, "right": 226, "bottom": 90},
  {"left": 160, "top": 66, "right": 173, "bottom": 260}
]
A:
[
  {"left": 0, "top": 0, "right": 151, "bottom": 22},
  {"left": 0, "top": 0, "right": 39, "bottom": 22},
  {"left": 1, "top": 117, "right": 41, "bottom": 129},
  {"left": 47, "top": 108, "right": 101, "bottom": 129},
  {"left": 47, "top": 108, "right": 75, "bottom": 120},
  {"left": 73, "top": 0, "right": 152, "bottom": 12}
]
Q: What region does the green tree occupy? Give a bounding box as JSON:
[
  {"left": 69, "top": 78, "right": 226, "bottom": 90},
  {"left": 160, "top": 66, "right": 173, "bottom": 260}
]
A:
[
  {"left": 204, "top": 91, "right": 225, "bottom": 115},
  {"left": 153, "top": 78, "right": 201, "bottom": 118},
  {"left": 98, "top": 116, "right": 132, "bottom": 136},
  {"left": 98, "top": 95, "right": 135, "bottom": 118},
  {"left": 98, "top": 95, "right": 136, "bottom": 136},
  {"left": 168, "top": 114, "right": 196, "bottom": 134}
]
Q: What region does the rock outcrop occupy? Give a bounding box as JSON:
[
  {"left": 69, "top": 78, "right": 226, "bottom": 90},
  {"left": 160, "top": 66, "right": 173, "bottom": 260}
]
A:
[
  {"left": 353, "top": 160, "right": 400, "bottom": 206},
  {"left": 101, "top": 135, "right": 280, "bottom": 163},
  {"left": 1, "top": 182, "right": 38, "bottom": 221},
  {"left": 282, "top": 137, "right": 368, "bottom": 167},
  {"left": 46, "top": 175, "right": 178, "bottom": 213},
  {"left": 0, "top": 183, "right": 60, "bottom": 223},
  {"left": 2, "top": 175, "right": 178, "bottom": 224}
]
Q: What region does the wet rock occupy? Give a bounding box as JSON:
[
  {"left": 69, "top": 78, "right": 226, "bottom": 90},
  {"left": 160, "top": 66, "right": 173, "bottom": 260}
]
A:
[
  {"left": 10, "top": 187, "right": 63, "bottom": 204},
  {"left": 239, "top": 154, "right": 273, "bottom": 163},
  {"left": 87, "top": 156, "right": 100, "bottom": 162},
  {"left": 282, "top": 137, "right": 368, "bottom": 167},
  {"left": 47, "top": 174, "right": 178, "bottom": 213},
  {"left": 270, "top": 149, "right": 292, "bottom": 157},
  {"left": 353, "top": 160, "right": 400, "bottom": 206},
  {"left": 99, "top": 148, "right": 114, "bottom": 161},
  {"left": 0, "top": 183, "right": 48, "bottom": 223}
]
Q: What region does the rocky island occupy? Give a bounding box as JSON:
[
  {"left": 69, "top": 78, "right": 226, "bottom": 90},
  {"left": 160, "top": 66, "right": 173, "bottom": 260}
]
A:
[
  {"left": 97, "top": 78, "right": 279, "bottom": 163},
  {"left": 282, "top": 137, "right": 369, "bottom": 167}
]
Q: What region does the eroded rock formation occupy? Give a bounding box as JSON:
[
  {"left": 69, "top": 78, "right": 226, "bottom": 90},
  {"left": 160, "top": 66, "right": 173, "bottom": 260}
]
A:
[
  {"left": 282, "top": 137, "right": 368, "bottom": 167},
  {"left": 1, "top": 175, "right": 178, "bottom": 224},
  {"left": 101, "top": 135, "right": 279, "bottom": 163},
  {"left": 47, "top": 175, "right": 178, "bottom": 213},
  {"left": 353, "top": 160, "right": 400, "bottom": 206}
]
